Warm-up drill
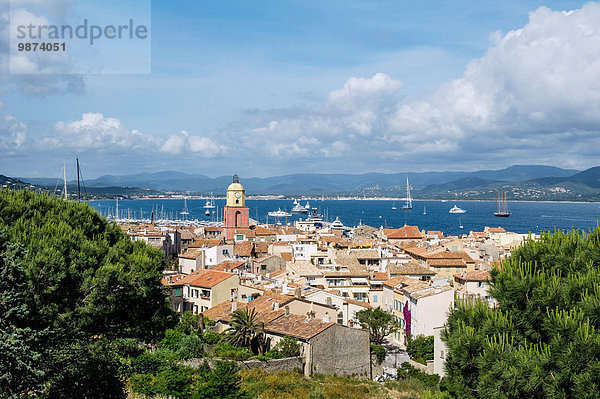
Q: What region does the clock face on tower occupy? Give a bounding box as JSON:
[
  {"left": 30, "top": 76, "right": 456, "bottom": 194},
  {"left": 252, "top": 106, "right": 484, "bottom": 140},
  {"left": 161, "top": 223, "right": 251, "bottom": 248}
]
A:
[{"left": 235, "top": 192, "right": 241, "bottom": 198}]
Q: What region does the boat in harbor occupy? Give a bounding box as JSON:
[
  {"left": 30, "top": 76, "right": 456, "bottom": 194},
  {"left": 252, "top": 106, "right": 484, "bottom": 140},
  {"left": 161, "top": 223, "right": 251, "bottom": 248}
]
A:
[
  {"left": 423, "top": 206, "right": 426, "bottom": 215},
  {"left": 268, "top": 208, "right": 292, "bottom": 218},
  {"left": 292, "top": 199, "right": 309, "bottom": 214},
  {"left": 391, "top": 201, "right": 397, "bottom": 210},
  {"left": 449, "top": 205, "right": 466, "bottom": 214},
  {"left": 401, "top": 177, "right": 413, "bottom": 210},
  {"left": 329, "top": 216, "right": 345, "bottom": 230},
  {"left": 494, "top": 191, "right": 511, "bottom": 217},
  {"left": 204, "top": 192, "right": 215, "bottom": 209},
  {"left": 180, "top": 198, "right": 190, "bottom": 219}
]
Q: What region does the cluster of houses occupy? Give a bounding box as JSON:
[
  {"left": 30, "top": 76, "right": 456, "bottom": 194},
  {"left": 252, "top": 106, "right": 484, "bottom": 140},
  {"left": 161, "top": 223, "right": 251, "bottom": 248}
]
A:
[{"left": 119, "top": 176, "right": 533, "bottom": 378}]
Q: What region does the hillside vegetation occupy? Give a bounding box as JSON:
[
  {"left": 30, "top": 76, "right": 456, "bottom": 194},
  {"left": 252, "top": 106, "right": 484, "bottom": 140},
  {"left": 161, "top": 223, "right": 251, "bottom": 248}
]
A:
[{"left": 443, "top": 227, "right": 600, "bottom": 398}]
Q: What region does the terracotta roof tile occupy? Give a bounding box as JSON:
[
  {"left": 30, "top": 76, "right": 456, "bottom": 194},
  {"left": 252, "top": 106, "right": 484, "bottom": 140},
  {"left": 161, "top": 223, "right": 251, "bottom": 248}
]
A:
[
  {"left": 265, "top": 314, "right": 334, "bottom": 339},
  {"left": 388, "top": 262, "right": 435, "bottom": 275},
  {"left": 175, "top": 269, "right": 235, "bottom": 288},
  {"left": 454, "top": 270, "right": 491, "bottom": 282},
  {"left": 234, "top": 241, "right": 254, "bottom": 257}
]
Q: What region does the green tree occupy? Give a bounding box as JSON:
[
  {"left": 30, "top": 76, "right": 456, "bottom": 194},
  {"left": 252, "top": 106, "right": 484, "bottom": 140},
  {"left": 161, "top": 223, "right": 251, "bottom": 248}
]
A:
[
  {"left": 225, "top": 308, "right": 266, "bottom": 354},
  {"left": 356, "top": 307, "right": 401, "bottom": 345},
  {"left": 0, "top": 231, "right": 44, "bottom": 398},
  {"left": 442, "top": 228, "right": 600, "bottom": 398},
  {"left": 406, "top": 335, "right": 434, "bottom": 365},
  {"left": 275, "top": 336, "right": 302, "bottom": 357},
  {"left": 0, "top": 189, "right": 177, "bottom": 397}
]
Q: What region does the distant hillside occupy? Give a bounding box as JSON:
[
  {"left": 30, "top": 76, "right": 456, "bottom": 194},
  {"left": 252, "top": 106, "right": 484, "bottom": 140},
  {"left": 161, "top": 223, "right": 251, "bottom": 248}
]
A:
[
  {"left": 18, "top": 165, "right": 579, "bottom": 196},
  {"left": 0, "top": 175, "right": 43, "bottom": 191}
]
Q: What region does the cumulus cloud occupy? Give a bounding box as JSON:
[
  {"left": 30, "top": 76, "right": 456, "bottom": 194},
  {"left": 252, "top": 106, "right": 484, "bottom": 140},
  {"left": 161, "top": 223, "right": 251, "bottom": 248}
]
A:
[
  {"left": 240, "top": 3, "right": 600, "bottom": 170},
  {"left": 39, "top": 112, "right": 158, "bottom": 152},
  {"left": 160, "top": 130, "right": 227, "bottom": 157},
  {"left": 0, "top": 114, "right": 27, "bottom": 153}
]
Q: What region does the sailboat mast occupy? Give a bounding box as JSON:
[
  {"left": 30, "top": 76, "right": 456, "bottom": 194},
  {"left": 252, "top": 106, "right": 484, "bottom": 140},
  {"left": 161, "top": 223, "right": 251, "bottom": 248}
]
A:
[
  {"left": 76, "top": 157, "right": 81, "bottom": 203},
  {"left": 63, "top": 162, "right": 68, "bottom": 200}
]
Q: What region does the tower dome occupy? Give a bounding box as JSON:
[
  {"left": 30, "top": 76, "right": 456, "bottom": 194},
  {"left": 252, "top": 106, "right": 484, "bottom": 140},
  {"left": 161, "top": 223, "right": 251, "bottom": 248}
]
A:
[{"left": 226, "top": 174, "right": 245, "bottom": 207}]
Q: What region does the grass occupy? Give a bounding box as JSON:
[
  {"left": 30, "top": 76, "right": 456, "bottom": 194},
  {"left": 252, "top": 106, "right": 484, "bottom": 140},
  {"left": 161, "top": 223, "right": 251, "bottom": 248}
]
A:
[{"left": 238, "top": 369, "right": 446, "bottom": 399}]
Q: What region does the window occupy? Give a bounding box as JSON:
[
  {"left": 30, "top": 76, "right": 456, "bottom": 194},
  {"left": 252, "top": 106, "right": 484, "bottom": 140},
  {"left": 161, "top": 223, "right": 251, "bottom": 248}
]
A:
[
  {"left": 222, "top": 249, "right": 228, "bottom": 255},
  {"left": 174, "top": 287, "right": 181, "bottom": 297},
  {"left": 440, "top": 350, "right": 445, "bottom": 359},
  {"left": 373, "top": 295, "right": 378, "bottom": 303},
  {"left": 337, "top": 312, "right": 344, "bottom": 324},
  {"left": 236, "top": 234, "right": 244, "bottom": 241},
  {"left": 261, "top": 265, "right": 267, "bottom": 270},
  {"left": 477, "top": 281, "right": 485, "bottom": 288}
]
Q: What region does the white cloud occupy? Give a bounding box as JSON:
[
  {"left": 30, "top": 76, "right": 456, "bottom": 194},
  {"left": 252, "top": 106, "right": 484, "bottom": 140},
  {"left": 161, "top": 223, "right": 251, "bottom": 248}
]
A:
[
  {"left": 43, "top": 112, "right": 158, "bottom": 152},
  {"left": 160, "top": 130, "right": 227, "bottom": 157},
  {"left": 238, "top": 3, "right": 600, "bottom": 170},
  {"left": 0, "top": 114, "right": 27, "bottom": 153}
]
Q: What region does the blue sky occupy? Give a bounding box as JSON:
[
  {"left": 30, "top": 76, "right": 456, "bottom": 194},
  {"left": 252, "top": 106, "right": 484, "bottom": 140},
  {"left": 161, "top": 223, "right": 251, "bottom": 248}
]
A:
[{"left": 1, "top": 0, "right": 599, "bottom": 178}]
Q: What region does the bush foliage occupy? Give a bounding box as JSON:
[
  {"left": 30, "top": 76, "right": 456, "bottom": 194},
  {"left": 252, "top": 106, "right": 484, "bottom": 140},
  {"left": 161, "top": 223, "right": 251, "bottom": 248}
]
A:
[
  {"left": 406, "top": 335, "right": 434, "bottom": 365},
  {"left": 442, "top": 228, "right": 600, "bottom": 398}
]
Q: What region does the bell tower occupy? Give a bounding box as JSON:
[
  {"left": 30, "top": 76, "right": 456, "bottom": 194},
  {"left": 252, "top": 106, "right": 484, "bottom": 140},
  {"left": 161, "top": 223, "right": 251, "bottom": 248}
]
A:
[{"left": 223, "top": 174, "right": 249, "bottom": 240}]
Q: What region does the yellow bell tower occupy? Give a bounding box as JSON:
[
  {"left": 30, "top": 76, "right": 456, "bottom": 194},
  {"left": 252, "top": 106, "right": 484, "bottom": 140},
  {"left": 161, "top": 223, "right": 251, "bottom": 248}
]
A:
[
  {"left": 224, "top": 174, "right": 249, "bottom": 240},
  {"left": 226, "top": 174, "right": 245, "bottom": 207}
]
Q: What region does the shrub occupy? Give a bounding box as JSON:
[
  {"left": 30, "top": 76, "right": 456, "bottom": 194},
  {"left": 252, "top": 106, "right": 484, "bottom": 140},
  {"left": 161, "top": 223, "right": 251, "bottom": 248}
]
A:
[
  {"left": 396, "top": 362, "right": 439, "bottom": 388},
  {"left": 130, "top": 350, "right": 177, "bottom": 374},
  {"left": 158, "top": 329, "right": 185, "bottom": 352},
  {"left": 176, "top": 333, "right": 205, "bottom": 359},
  {"left": 370, "top": 344, "right": 386, "bottom": 364},
  {"left": 203, "top": 330, "right": 222, "bottom": 345},
  {"left": 275, "top": 336, "right": 302, "bottom": 357},
  {"left": 213, "top": 342, "right": 252, "bottom": 361},
  {"left": 406, "top": 335, "right": 434, "bottom": 365}
]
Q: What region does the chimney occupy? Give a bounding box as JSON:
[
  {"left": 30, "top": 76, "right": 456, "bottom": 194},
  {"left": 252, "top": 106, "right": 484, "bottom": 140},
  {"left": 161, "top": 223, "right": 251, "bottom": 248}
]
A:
[
  {"left": 285, "top": 305, "right": 290, "bottom": 316},
  {"left": 323, "top": 312, "right": 330, "bottom": 323},
  {"left": 231, "top": 299, "right": 237, "bottom": 312},
  {"left": 294, "top": 287, "right": 301, "bottom": 299}
]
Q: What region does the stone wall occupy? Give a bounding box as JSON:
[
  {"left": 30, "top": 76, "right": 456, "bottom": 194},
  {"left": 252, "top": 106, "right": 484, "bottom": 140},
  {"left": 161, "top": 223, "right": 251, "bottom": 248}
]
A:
[
  {"left": 183, "top": 356, "right": 303, "bottom": 373},
  {"left": 307, "top": 324, "right": 371, "bottom": 378}
]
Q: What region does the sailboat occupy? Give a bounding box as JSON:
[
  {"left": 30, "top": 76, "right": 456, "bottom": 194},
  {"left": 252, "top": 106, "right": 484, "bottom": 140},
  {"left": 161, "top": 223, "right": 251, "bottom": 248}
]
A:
[
  {"left": 423, "top": 206, "right": 426, "bottom": 215},
  {"left": 401, "top": 176, "right": 413, "bottom": 210},
  {"left": 204, "top": 192, "right": 215, "bottom": 209},
  {"left": 494, "top": 191, "right": 511, "bottom": 217},
  {"left": 459, "top": 217, "right": 463, "bottom": 229},
  {"left": 180, "top": 198, "right": 190, "bottom": 219},
  {"left": 391, "top": 201, "right": 397, "bottom": 210}
]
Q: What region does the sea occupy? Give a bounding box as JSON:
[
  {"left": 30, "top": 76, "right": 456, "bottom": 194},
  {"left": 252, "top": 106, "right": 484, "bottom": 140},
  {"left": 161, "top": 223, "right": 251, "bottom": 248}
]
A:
[{"left": 88, "top": 198, "right": 600, "bottom": 236}]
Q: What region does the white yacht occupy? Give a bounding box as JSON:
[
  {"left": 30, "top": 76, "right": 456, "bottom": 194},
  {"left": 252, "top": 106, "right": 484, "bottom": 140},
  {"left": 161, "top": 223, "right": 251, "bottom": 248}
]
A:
[
  {"left": 204, "top": 192, "right": 215, "bottom": 209},
  {"left": 449, "top": 205, "right": 466, "bottom": 214},
  {"left": 268, "top": 208, "right": 292, "bottom": 217},
  {"left": 292, "top": 199, "right": 308, "bottom": 214},
  {"left": 329, "top": 216, "right": 345, "bottom": 230}
]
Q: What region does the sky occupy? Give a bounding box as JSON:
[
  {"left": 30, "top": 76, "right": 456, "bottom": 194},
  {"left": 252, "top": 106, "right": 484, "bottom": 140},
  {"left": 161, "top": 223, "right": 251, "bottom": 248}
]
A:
[{"left": 1, "top": 0, "right": 599, "bottom": 179}]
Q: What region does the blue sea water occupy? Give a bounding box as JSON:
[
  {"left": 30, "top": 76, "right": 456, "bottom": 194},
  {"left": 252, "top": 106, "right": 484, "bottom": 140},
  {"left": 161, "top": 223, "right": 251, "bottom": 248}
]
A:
[{"left": 88, "top": 199, "right": 600, "bottom": 236}]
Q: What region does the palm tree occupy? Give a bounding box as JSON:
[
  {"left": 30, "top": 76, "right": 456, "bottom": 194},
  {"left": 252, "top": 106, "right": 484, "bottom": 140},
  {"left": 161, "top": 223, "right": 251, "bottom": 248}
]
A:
[{"left": 225, "top": 308, "right": 266, "bottom": 354}]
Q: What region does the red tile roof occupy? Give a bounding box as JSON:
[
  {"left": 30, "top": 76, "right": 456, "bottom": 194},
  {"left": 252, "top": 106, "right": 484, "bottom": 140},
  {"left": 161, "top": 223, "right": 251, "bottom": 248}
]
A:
[
  {"left": 383, "top": 226, "right": 423, "bottom": 240},
  {"left": 234, "top": 241, "right": 254, "bottom": 257},
  {"left": 265, "top": 314, "right": 334, "bottom": 340},
  {"left": 174, "top": 269, "right": 235, "bottom": 288}
]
